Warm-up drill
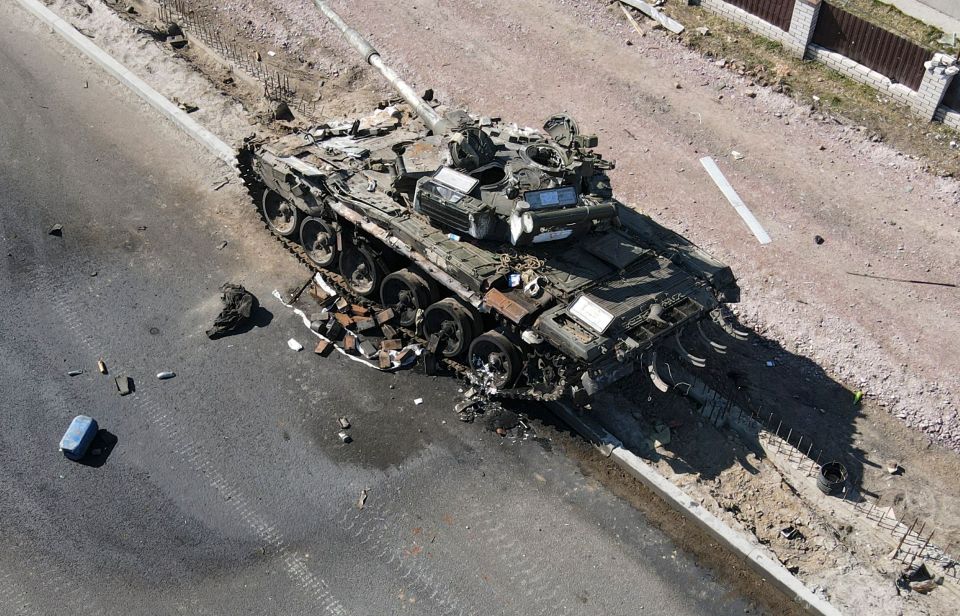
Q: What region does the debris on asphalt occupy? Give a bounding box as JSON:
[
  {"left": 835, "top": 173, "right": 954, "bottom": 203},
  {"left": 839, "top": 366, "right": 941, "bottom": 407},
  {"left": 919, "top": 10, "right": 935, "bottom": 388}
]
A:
[
  {"left": 48, "top": 224, "right": 63, "bottom": 237},
  {"left": 156, "top": 371, "right": 176, "bottom": 380},
  {"left": 115, "top": 375, "right": 132, "bottom": 396},
  {"left": 357, "top": 488, "right": 368, "bottom": 510},
  {"left": 273, "top": 279, "right": 425, "bottom": 372},
  {"left": 731, "top": 150, "right": 745, "bottom": 160},
  {"left": 212, "top": 178, "right": 230, "bottom": 191},
  {"left": 338, "top": 430, "right": 352, "bottom": 443},
  {"left": 814, "top": 234, "right": 825, "bottom": 245},
  {"left": 207, "top": 283, "right": 258, "bottom": 339},
  {"left": 217, "top": 241, "right": 228, "bottom": 250},
  {"left": 97, "top": 359, "right": 108, "bottom": 374},
  {"left": 67, "top": 369, "right": 83, "bottom": 377},
  {"left": 287, "top": 338, "right": 304, "bottom": 352},
  {"left": 414, "top": 398, "right": 424, "bottom": 406},
  {"left": 358, "top": 339, "right": 378, "bottom": 358},
  {"left": 853, "top": 390, "right": 864, "bottom": 405},
  {"left": 886, "top": 459, "right": 901, "bottom": 475},
  {"left": 60, "top": 415, "right": 98, "bottom": 461},
  {"left": 338, "top": 417, "right": 351, "bottom": 429}
]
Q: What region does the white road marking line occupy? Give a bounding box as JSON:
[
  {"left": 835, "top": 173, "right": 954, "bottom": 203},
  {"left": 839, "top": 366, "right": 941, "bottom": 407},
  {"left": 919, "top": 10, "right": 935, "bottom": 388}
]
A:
[{"left": 699, "top": 156, "right": 772, "bottom": 245}]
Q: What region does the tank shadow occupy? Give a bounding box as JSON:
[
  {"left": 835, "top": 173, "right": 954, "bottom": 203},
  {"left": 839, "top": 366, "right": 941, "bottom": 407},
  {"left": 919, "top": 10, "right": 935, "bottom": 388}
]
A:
[{"left": 587, "top": 314, "right": 868, "bottom": 494}]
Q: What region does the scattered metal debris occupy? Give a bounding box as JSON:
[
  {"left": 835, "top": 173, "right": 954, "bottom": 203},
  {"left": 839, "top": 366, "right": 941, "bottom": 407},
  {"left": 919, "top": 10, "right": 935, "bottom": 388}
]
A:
[
  {"left": 338, "top": 417, "right": 351, "bottom": 429},
  {"left": 97, "top": 359, "right": 108, "bottom": 374},
  {"left": 67, "top": 369, "right": 83, "bottom": 377},
  {"left": 287, "top": 338, "right": 304, "bottom": 351},
  {"left": 338, "top": 430, "right": 352, "bottom": 444},
  {"left": 156, "top": 371, "right": 176, "bottom": 380},
  {"left": 357, "top": 488, "right": 368, "bottom": 510},
  {"left": 48, "top": 224, "right": 63, "bottom": 237},
  {"left": 414, "top": 398, "right": 423, "bottom": 406}
]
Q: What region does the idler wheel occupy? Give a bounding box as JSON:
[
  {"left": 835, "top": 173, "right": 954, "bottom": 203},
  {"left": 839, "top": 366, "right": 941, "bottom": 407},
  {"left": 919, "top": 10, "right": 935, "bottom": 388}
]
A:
[
  {"left": 380, "top": 269, "right": 432, "bottom": 327},
  {"left": 339, "top": 243, "right": 382, "bottom": 297},
  {"left": 423, "top": 298, "right": 475, "bottom": 358},
  {"left": 261, "top": 189, "right": 301, "bottom": 237},
  {"left": 300, "top": 217, "right": 339, "bottom": 268},
  {"left": 468, "top": 332, "right": 521, "bottom": 388}
]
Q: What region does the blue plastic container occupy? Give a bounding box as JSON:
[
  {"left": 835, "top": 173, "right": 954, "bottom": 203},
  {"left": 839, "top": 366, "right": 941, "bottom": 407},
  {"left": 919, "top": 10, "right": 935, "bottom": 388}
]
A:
[{"left": 60, "top": 415, "right": 98, "bottom": 461}]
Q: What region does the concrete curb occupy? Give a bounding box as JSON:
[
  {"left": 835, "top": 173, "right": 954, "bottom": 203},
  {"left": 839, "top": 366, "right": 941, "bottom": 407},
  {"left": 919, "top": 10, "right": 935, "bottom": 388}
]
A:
[
  {"left": 15, "top": 0, "right": 236, "bottom": 168},
  {"left": 548, "top": 401, "right": 844, "bottom": 616}
]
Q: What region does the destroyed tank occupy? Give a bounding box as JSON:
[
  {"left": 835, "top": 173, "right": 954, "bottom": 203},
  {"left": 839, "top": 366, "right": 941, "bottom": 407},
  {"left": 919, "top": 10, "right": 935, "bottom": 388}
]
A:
[{"left": 239, "top": 0, "right": 743, "bottom": 405}]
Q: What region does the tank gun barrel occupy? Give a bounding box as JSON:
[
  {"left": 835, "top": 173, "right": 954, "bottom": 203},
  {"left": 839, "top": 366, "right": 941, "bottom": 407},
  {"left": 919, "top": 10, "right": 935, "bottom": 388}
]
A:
[{"left": 313, "top": 1, "right": 444, "bottom": 134}]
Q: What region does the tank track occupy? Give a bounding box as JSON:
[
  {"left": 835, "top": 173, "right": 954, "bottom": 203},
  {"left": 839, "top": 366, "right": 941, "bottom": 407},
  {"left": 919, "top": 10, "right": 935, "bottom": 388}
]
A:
[{"left": 237, "top": 149, "right": 566, "bottom": 403}]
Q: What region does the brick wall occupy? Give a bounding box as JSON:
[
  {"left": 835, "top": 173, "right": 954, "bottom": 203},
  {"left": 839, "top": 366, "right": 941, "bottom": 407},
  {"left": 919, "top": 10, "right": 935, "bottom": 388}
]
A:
[
  {"left": 701, "top": 0, "right": 793, "bottom": 45},
  {"left": 807, "top": 44, "right": 917, "bottom": 107},
  {"left": 934, "top": 107, "right": 960, "bottom": 130},
  {"left": 699, "top": 0, "right": 960, "bottom": 125}
]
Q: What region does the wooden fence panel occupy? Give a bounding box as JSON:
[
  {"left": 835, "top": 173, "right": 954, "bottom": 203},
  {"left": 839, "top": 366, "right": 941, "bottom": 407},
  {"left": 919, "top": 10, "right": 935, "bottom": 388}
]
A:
[
  {"left": 723, "top": 0, "right": 795, "bottom": 31},
  {"left": 812, "top": 3, "right": 932, "bottom": 90}
]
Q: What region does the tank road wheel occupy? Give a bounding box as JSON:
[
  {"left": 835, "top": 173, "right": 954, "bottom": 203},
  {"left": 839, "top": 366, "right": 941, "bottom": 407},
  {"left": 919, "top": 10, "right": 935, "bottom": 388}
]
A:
[
  {"left": 380, "top": 269, "right": 432, "bottom": 327},
  {"left": 339, "top": 243, "right": 383, "bottom": 297},
  {"left": 423, "top": 298, "right": 475, "bottom": 358},
  {"left": 261, "top": 189, "right": 301, "bottom": 238},
  {"left": 468, "top": 332, "right": 521, "bottom": 388},
  {"left": 300, "top": 217, "right": 339, "bottom": 268}
]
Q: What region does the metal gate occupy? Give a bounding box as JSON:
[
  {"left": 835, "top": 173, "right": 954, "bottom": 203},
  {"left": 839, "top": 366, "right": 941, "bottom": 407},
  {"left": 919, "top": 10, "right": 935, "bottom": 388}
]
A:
[
  {"left": 723, "top": 0, "right": 795, "bottom": 31},
  {"left": 812, "top": 3, "right": 932, "bottom": 90}
]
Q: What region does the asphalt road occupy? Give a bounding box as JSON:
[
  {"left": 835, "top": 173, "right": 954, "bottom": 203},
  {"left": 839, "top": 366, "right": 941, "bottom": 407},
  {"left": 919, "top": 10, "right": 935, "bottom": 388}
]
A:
[{"left": 1, "top": 3, "right": 771, "bottom": 614}]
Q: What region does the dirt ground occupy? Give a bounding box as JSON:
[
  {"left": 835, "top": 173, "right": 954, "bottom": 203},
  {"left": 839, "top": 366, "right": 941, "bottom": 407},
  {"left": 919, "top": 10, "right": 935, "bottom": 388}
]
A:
[{"left": 48, "top": 0, "right": 960, "bottom": 613}]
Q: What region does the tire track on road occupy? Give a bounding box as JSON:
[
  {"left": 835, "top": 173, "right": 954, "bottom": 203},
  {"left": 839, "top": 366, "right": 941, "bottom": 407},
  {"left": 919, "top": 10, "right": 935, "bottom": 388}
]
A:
[{"left": 12, "top": 260, "right": 350, "bottom": 616}]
